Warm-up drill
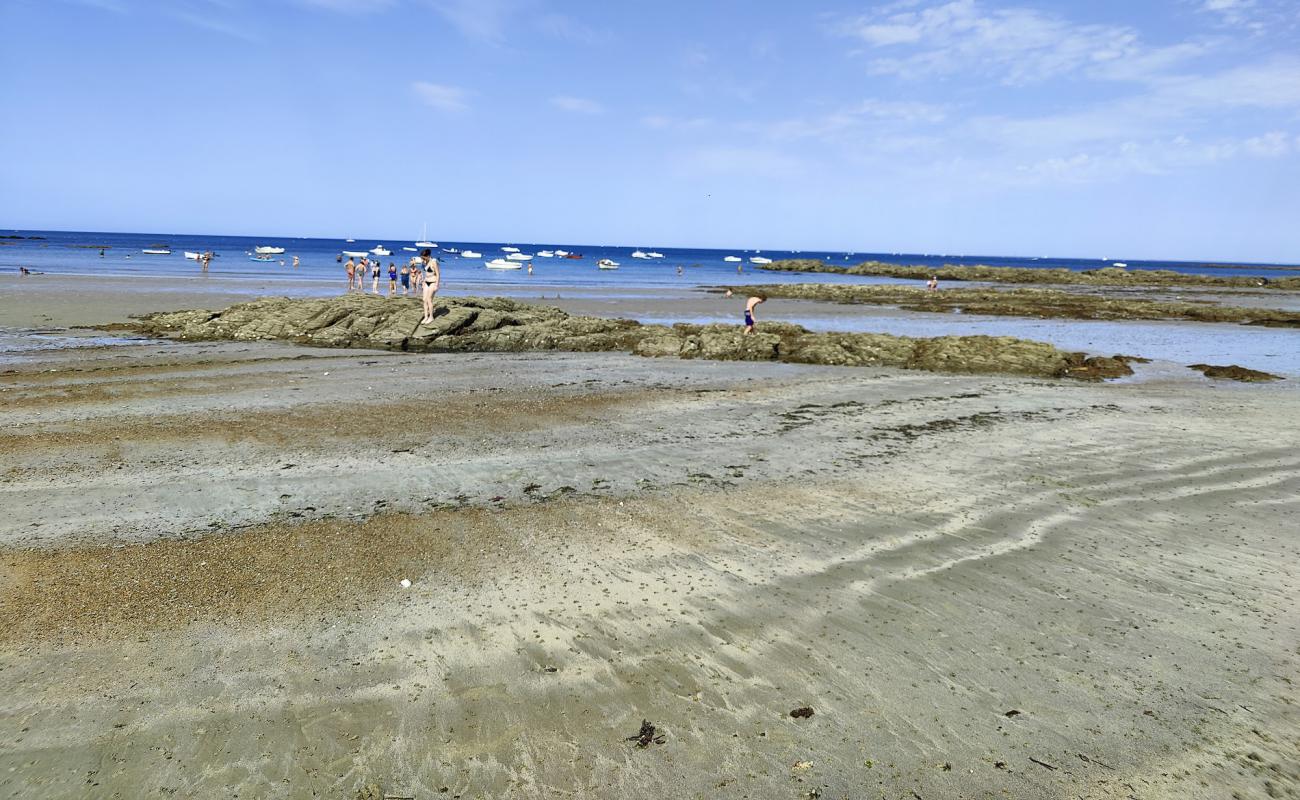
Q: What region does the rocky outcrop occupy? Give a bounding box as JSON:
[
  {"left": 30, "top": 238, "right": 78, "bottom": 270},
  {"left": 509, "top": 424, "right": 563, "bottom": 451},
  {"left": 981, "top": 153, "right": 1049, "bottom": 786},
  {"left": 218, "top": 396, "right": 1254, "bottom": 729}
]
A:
[
  {"left": 758, "top": 260, "right": 1300, "bottom": 290},
  {"left": 1188, "top": 364, "right": 1283, "bottom": 382},
  {"left": 728, "top": 284, "right": 1300, "bottom": 326},
  {"left": 125, "top": 294, "right": 1140, "bottom": 381}
]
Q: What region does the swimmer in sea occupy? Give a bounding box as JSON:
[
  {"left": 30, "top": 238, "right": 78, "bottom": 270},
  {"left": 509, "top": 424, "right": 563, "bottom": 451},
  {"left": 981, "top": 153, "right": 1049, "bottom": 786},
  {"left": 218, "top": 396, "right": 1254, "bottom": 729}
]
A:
[{"left": 744, "top": 295, "right": 765, "bottom": 335}]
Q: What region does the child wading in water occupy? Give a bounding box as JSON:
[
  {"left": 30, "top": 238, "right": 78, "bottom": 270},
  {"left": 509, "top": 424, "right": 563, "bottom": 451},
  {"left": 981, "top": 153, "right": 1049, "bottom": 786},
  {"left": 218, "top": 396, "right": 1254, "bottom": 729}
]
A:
[{"left": 420, "top": 249, "right": 441, "bottom": 324}]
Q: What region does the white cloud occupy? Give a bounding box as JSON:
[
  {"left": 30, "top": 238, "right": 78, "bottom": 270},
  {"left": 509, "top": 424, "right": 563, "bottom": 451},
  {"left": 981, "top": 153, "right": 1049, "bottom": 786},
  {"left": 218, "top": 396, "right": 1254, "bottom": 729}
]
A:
[
  {"left": 1199, "top": 0, "right": 1263, "bottom": 30},
  {"left": 1006, "top": 130, "right": 1298, "bottom": 184},
  {"left": 839, "top": 0, "right": 1150, "bottom": 85},
  {"left": 412, "top": 81, "right": 468, "bottom": 112},
  {"left": 550, "top": 95, "right": 603, "bottom": 115},
  {"left": 1241, "top": 131, "right": 1296, "bottom": 158}
]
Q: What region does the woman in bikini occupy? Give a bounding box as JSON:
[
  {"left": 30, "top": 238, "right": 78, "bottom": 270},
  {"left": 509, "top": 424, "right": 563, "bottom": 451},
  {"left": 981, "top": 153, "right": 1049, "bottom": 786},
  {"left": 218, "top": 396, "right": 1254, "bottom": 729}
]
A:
[{"left": 420, "top": 249, "right": 441, "bottom": 324}]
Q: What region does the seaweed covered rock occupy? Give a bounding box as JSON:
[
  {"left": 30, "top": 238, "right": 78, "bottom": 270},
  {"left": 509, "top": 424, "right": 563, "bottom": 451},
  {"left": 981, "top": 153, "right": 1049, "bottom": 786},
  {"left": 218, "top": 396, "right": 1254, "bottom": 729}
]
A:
[
  {"left": 125, "top": 294, "right": 1142, "bottom": 381},
  {"left": 1188, "top": 364, "right": 1283, "bottom": 382},
  {"left": 727, "top": 283, "right": 1300, "bottom": 326},
  {"left": 758, "top": 260, "right": 1300, "bottom": 290}
]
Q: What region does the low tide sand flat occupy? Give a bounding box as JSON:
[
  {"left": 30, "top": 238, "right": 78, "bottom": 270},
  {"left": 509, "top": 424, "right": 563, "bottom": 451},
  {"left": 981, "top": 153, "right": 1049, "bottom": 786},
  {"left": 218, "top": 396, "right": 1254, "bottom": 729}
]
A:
[{"left": 1, "top": 283, "right": 1298, "bottom": 799}]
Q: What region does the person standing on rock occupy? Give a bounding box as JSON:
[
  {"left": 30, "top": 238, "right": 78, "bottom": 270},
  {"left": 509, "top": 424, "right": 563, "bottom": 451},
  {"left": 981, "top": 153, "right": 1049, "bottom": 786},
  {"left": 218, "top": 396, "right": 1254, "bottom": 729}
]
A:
[
  {"left": 420, "top": 249, "right": 441, "bottom": 324},
  {"left": 744, "top": 295, "right": 765, "bottom": 335}
]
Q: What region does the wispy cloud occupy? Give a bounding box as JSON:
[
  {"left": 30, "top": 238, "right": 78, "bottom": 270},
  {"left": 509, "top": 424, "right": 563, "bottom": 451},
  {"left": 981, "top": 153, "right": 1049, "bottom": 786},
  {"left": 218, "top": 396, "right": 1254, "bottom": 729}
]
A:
[
  {"left": 675, "top": 146, "right": 807, "bottom": 179},
  {"left": 60, "top": 0, "right": 129, "bottom": 12},
  {"left": 1197, "top": 0, "right": 1266, "bottom": 32},
  {"left": 1008, "top": 130, "right": 1300, "bottom": 184},
  {"left": 837, "top": 0, "right": 1154, "bottom": 85},
  {"left": 642, "top": 115, "right": 714, "bottom": 132},
  {"left": 550, "top": 95, "right": 603, "bottom": 115},
  {"left": 412, "top": 81, "right": 469, "bottom": 112},
  {"left": 761, "top": 99, "right": 947, "bottom": 144},
  {"left": 426, "top": 0, "right": 523, "bottom": 42},
  {"left": 166, "top": 3, "right": 261, "bottom": 42},
  {"left": 534, "top": 12, "right": 608, "bottom": 45}
]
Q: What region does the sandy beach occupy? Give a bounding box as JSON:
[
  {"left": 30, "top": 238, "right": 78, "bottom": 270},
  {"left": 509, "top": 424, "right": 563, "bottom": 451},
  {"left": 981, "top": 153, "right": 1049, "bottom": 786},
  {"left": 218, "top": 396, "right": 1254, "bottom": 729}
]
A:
[{"left": 2, "top": 279, "right": 1298, "bottom": 799}]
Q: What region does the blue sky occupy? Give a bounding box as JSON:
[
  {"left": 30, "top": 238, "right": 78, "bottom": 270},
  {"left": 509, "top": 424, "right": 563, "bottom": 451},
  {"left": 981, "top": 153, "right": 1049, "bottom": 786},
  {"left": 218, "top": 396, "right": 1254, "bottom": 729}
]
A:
[{"left": 2, "top": 0, "right": 1299, "bottom": 262}]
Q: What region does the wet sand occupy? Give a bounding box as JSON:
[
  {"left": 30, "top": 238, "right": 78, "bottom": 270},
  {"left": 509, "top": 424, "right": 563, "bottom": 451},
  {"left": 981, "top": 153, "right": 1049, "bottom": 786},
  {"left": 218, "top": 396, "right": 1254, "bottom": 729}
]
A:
[{"left": 2, "top": 282, "right": 1299, "bottom": 799}]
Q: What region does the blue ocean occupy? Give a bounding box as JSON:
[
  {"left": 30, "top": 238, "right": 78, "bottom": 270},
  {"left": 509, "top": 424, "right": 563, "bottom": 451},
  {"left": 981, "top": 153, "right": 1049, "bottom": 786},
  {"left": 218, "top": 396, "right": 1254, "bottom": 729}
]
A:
[{"left": 2, "top": 229, "right": 1296, "bottom": 290}]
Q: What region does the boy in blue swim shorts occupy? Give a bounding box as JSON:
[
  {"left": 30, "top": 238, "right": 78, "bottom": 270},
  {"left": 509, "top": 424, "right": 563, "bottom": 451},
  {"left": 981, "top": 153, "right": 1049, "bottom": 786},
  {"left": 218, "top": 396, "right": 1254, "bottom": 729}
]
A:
[{"left": 744, "top": 295, "right": 765, "bottom": 335}]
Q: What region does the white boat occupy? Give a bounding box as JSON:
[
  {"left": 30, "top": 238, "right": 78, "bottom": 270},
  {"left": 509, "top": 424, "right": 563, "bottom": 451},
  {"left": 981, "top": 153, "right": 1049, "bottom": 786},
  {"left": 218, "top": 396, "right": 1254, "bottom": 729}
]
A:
[
  {"left": 342, "top": 250, "right": 368, "bottom": 258},
  {"left": 142, "top": 248, "right": 171, "bottom": 255},
  {"left": 502, "top": 246, "right": 520, "bottom": 253},
  {"left": 415, "top": 241, "right": 437, "bottom": 248},
  {"left": 554, "top": 250, "right": 569, "bottom": 257},
  {"left": 598, "top": 259, "right": 620, "bottom": 270},
  {"left": 461, "top": 250, "right": 482, "bottom": 259},
  {"left": 631, "top": 250, "right": 651, "bottom": 259},
  {"left": 184, "top": 251, "right": 201, "bottom": 260},
  {"left": 723, "top": 255, "right": 743, "bottom": 262},
  {"left": 485, "top": 258, "right": 522, "bottom": 270},
  {"left": 402, "top": 246, "right": 418, "bottom": 252},
  {"left": 442, "top": 247, "right": 460, "bottom": 254},
  {"left": 255, "top": 246, "right": 285, "bottom": 255},
  {"left": 415, "top": 223, "right": 435, "bottom": 248},
  {"left": 370, "top": 245, "right": 391, "bottom": 256},
  {"left": 507, "top": 252, "right": 533, "bottom": 261},
  {"left": 749, "top": 256, "right": 773, "bottom": 264},
  {"left": 647, "top": 251, "right": 665, "bottom": 258},
  {"left": 1112, "top": 262, "right": 1128, "bottom": 268},
  {"left": 537, "top": 250, "right": 555, "bottom": 257},
  {"left": 345, "top": 238, "right": 355, "bottom": 242}
]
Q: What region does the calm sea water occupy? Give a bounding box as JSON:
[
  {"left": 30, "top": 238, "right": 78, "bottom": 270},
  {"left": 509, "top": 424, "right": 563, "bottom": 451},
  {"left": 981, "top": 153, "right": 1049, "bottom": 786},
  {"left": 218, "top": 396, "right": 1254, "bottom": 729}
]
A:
[{"left": 3, "top": 229, "right": 1296, "bottom": 289}]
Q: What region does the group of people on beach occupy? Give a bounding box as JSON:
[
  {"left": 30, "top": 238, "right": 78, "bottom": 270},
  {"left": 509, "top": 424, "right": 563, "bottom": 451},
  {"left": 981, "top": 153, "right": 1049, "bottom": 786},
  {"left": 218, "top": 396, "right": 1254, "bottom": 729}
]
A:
[
  {"left": 331, "top": 253, "right": 937, "bottom": 334},
  {"left": 341, "top": 249, "right": 442, "bottom": 322}
]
